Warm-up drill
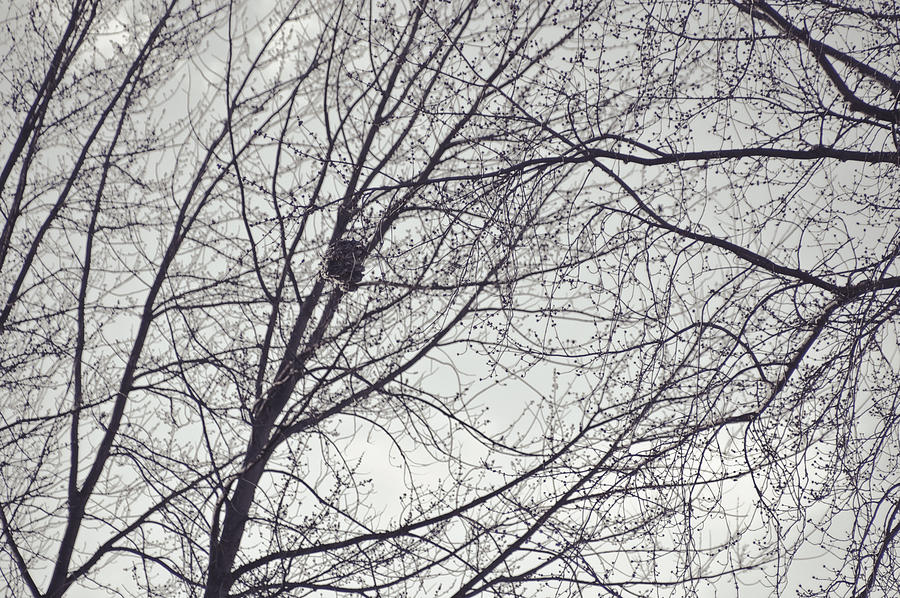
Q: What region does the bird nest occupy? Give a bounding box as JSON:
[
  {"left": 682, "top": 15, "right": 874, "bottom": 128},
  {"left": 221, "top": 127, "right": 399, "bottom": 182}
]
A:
[{"left": 321, "top": 239, "right": 366, "bottom": 291}]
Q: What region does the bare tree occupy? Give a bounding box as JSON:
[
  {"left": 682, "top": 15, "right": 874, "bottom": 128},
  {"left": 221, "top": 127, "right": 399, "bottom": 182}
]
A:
[{"left": 2, "top": 0, "right": 899, "bottom": 597}]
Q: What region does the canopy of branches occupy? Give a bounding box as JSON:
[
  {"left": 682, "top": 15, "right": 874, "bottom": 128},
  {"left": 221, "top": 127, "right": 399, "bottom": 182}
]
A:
[{"left": 1, "top": 1, "right": 899, "bottom": 597}]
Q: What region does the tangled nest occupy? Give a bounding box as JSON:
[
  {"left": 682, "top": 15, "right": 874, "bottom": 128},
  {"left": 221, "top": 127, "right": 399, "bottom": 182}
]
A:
[{"left": 321, "top": 239, "right": 367, "bottom": 291}]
